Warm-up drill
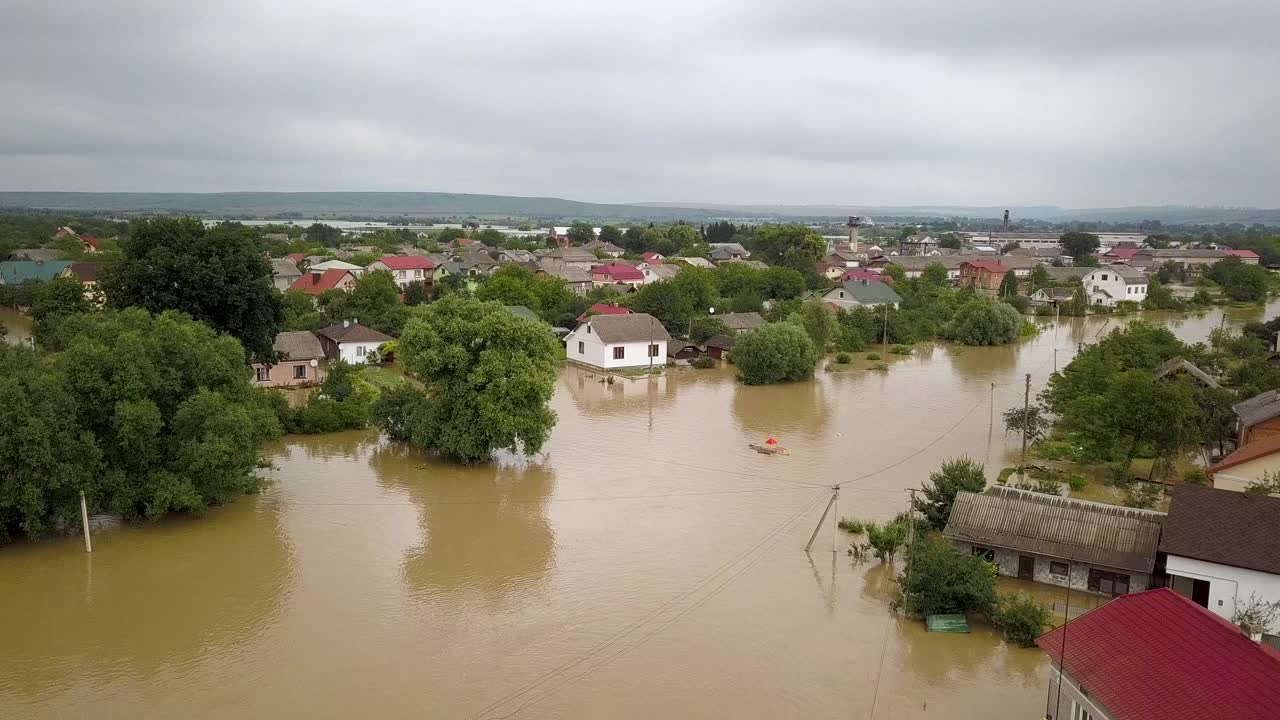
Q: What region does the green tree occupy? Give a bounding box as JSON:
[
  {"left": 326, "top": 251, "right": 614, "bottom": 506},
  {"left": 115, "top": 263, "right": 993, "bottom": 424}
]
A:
[
  {"left": 1206, "top": 256, "right": 1270, "bottom": 302},
  {"left": 476, "top": 265, "right": 542, "bottom": 311},
  {"left": 1143, "top": 280, "right": 1183, "bottom": 310},
  {"left": 939, "top": 233, "right": 963, "bottom": 250},
  {"left": 31, "top": 275, "right": 90, "bottom": 344},
  {"left": 435, "top": 228, "right": 467, "bottom": 245},
  {"left": 100, "top": 218, "right": 284, "bottom": 360},
  {"left": 759, "top": 266, "right": 806, "bottom": 300},
  {"left": 474, "top": 228, "right": 507, "bottom": 245},
  {"left": 0, "top": 346, "right": 101, "bottom": 542},
  {"left": 791, "top": 302, "right": 836, "bottom": 350},
  {"left": 751, "top": 224, "right": 827, "bottom": 274},
  {"left": 666, "top": 224, "right": 701, "bottom": 252},
  {"left": 944, "top": 298, "right": 1022, "bottom": 345},
  {"left": 688, "top": 315, "right": 727, "bottom": 344},
  {"left": 993, "top": 593, "right": 1052, "bottom": 647},
  {"left": 404, "top": 280, "right": 429, "bottom": 306},
  {"left": 998, "top": 270, "right": 1019, "bottom": 298},
  {"left": 385, "top": 297, "right": 560, "bottom": 463},
  {"left": 921, "top": 263, "right": 949, "bottom": 287},
  {"left": 281, "top": 289, "right": 325, "bottom": 331},
  {"left": 1060, "top": 232, "right": 1100, "bottom": 259},
  {"left": 913, "top": 457, "right": 986, "bottom": 531},
  {"left": 567, "top": 222, "right": 596, "bottom": 245},
  {"left": 731, "top": 323, "right": 819, "bottom": 385},
  {"left": 626, "top": 280, "right": 694, "bottom": 332},
  {"left": 705, "top": 221, "right": 737, "bottom": 244},
  {"left": 305, "top": 223, "right": 344, "bottom": 247},
  {"left": 318, "top": 269, "right": 409, "bottom": 337},
  {"left": 897, "top": 535, "right": 998, "bottom": 618},
  {"left": 1029, "top": 264, "right": 1051, "bottom": 292},
  {"left": 599, "top": 225, "right": 623, "bottom": 246}
]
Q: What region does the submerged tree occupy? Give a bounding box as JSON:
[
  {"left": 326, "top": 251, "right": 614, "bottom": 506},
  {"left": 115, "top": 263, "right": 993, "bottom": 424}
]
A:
[
  {"left": 731, "top": 323, "right": 819, "bottom": 385},
  {"left": 913, "top": 457, "right": 987, "bottom": 531}
]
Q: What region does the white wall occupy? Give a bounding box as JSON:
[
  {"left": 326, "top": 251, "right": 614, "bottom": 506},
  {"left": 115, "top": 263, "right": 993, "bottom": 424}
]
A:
[
  {"left": 1167, "top": 554, "right": 1280, "bottom": 623},
  {"left": 565, "top": 326, "right": 668, "bottom": 370},
  {"left": 1083, "top": 269, "right": 1146, "bottom": 307},
  {"left": 368, "top": 262, "right": 428, "bottom": 289},
  {"left": 337, "top": 341, "right": 377, "bottom": 365}
]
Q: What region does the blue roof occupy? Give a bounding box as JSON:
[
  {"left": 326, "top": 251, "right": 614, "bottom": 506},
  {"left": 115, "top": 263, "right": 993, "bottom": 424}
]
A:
[{"left": 0, "top": 260, "right": 73, "bottom": 284}]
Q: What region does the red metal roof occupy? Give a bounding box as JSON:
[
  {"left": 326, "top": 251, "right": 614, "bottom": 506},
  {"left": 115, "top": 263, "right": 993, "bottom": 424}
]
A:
[
  {"left": 1037, "top": 588, "right": 1280, "bottom": 720},
  {"left": 840, "top": 269, "right": 893, "bottom": 285},
  {"left": 289, "top": 269, "right": 352, "bottom": 295},
  {"left": 1210, "top": 432, "right": 1280, "bottom": 474},
  {"left": 287, "top": 252, "right": 306, "bottom": 264},
  {"left": 375, "top": 255, "right": 434, "bottom": 270},
  {"left": 1227, "top": 249, "right": 1261, "bottom": 259},
  {"left": 80, "top": 235, "right": 100, "bottom": 249},
  {"left": 592, "top": 263, "right": 644, "bottom": 281},
  {"left": 642, "top": 252, "right": 664, "bottom": 263},
  {"left": 1105, "top": 248, "right": 1142, "bottom": 259},
  {"left": 961, "top": 259, "right": 1009, "bottom": 273},
  {"left": 576, "top": 304, "right": 632, "bottom": 323}
]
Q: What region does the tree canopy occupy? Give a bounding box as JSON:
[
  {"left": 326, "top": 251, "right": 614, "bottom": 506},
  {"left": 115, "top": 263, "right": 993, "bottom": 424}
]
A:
[
  {"left": 316, "top": 269, "right": 410, "bottom": 336},
  {"left": 1059, "top": 232, "right": 1100, "bottom": 259},
  {"left": 732, "top": 323, "right": 820, "bottom": 385},
  {"left": 101, "top": 218, "right": 284, "bottom": 360},
  {"left": 1205, "top": 256, "right": 1271, "bottom": 302},
  {"left": 750, "top": 224, "right": 827, "bottom": 275},
  {"left": 913, "top": 457, "right": 986, "bottom": 531},
  {"left": 944, "top": 298, "right": 1023, "bottom": 345}
]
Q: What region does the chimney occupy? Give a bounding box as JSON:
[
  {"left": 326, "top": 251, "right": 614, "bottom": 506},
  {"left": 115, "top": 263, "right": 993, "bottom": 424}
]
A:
[{"left": 343, "top": 320, "right": 350, "bottom": 328}]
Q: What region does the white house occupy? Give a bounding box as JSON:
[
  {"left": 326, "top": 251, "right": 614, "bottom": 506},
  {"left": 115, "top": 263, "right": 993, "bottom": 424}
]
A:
[
  {"left": 316, "top": 320, "right": 394, "bottom": 365},
  {"left": 816, "top": 279, "right": 903, "bottom": 310},
  {"left": 1162, "top": 485, "right": 1280, "bottom": 646},
  {"left": 564, "top": 313, "right": 670, "bottom": 371},
  {"left": 366, "top": 256, "right": 435, "bottom": 289},
  {"left": 1082, "top": 265, "right": 1147, "bottom": 307}
]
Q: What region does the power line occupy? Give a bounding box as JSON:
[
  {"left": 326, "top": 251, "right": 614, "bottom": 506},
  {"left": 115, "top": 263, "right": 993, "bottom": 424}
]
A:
[
  {"left": 836, "top": 398, "right": 986, "bottom": 489},
  {"left": 286, "top": 486, "right": 817, "bottom": 507}
]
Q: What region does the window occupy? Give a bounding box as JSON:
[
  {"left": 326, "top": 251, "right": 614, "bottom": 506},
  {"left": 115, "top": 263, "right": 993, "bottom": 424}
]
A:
[
  {"left": 587, "top": 325, "right": 592, "bottom": 334},
  {"left": 613, "top": 346, "right": 625, "bottom": 360},
  {"left": 649, "top": 344, "right": 659, "bottom": 357},
  {"left": 838, "top": 291, "right": 844, "bottom": 298},
  {"left": 293, "top": 365, "right": 307, "bottom": 380},
  {"left": 1101, "top": 273, "right": 1108, "bottom": 281},
  {"left": 1050, "top": 561, "right": 1069, "bottom": 576},
  {"left": 1072, "top": 703, "right": 1095, "bottom": 720},
  {"left": 398, "top": 270, "right": 406, "bottom": 279},
  {"left": 255, "top": 366, "right": 270, "bottom": 382},
  {"left": 1088, "top": 569, "right": 1130, "bottom": 595},
  {"left": 578, "top": 341, "right": 584, "bottom": 354},
  {"left": 356, "top": 345, "right": 365, "bottom": 357},
  {"left": 971, "top": 546, "right": 995, "bottom": 562},
  {"left": 414, "top": 269, "right": 422, "bottom": 278}
]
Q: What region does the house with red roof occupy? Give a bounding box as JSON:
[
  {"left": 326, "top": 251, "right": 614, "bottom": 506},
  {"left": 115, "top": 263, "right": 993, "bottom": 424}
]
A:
[
  {"left": 958, "top": 259, "right": 1010, "bottom": 293},
  {"left": 79, "top": 235, "right": 100, "bottom": 253},
  {"left": 840, "top": 268, "right": 893, "bottom": 285},
  {"left": 591, "top": 263, "right": 645, "bottom": 289},
  {"left": 1037, "top": 588, "right": 1280, "bottom": 720},
  {"left": 286, "top": 252, "right": 307, "bottom": 266},
  {"left": 289, "top": 268, "right": 356, "bottom": 296},
  {"left": 641, "top": 252, "right": 664, "bottom": 264},
  {"left": 366, "top": 255, "right": 436, "bottom": 289},
  {"left": 1101, "top": 247, "right": 1142, "bottom": 263},
  {"left": 576, "top": 303, "right": 632, "bottom": 324},
  {"left": 1226, "top": 248, "right": 1261, "bottom": 265}
]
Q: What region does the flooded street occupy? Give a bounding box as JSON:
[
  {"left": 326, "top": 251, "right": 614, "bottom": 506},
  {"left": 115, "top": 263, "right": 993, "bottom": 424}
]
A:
[
  {"left": 0, "top": 307, "right": 33, "bottom": 347},
  {"left": 1, "top": 303, "right": 1274, "bottom": 719}
]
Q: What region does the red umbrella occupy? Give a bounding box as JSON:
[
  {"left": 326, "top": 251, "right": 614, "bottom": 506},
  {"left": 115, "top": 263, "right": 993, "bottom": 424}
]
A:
[{"left": 765, "top": 437, "right": 778, "bottom": 445}]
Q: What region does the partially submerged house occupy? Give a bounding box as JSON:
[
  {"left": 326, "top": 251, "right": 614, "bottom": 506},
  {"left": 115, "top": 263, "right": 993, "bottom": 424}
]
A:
[
  {"left": 704, "top": 334, "right": 735, "bottom": 360},
  {"left": 1037, "top": 588, "right": 1280, "bottom": 720},
  {"left": 252, "top": 331, "right": 327, "bottom": 387},
  {"left": 1029, "top": 287, "right": 1075, "bottom": 306},
  {"left": 944, "top": 486, "right": 1165, "bottom": 594},
  {"left": 315, "top": 320, "right": 393, "bottom": 365},
  {"left": 563, "top": 313, "right": 670, "bottom": 370},
  {"left": 1162, "top": 485, "right": 1280, "bottom": 638},
  {"left": 1082, "top": 265, "right": 1148, "bottom": 307},
  {"left": 1152, "top": 357, "right": 1219, "bottom": 388},
  {"left": 60, "top": 262, "right": 104, "bottom": 303},
  {"left": 817, "top": 278, "right": 903, "bottom": 311},
  {"left": 957, "top": 259, "right": 1009, "bottom": 293}
]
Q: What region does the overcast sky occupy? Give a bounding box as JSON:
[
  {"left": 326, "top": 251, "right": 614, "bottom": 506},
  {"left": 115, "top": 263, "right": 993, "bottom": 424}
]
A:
[{"left": 2, "top": 1, "right": 1277, "bottom": 207}]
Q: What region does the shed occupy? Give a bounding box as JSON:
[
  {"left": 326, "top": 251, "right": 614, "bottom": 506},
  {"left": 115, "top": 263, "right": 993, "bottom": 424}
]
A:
[{"left": 719, "top": 312, "right": 766, "bottom": 333}]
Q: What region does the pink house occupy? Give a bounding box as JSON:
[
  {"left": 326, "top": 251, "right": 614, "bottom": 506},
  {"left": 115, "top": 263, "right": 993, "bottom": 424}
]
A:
[
  {"left": 366, "top": 255, "right": 436, "bottom": 288},
  {"left": 591, "top": 263, "right": 645, "bottom": 288},
  {"left": 289, "top": 269, "right": 357, "bottom": 296}
]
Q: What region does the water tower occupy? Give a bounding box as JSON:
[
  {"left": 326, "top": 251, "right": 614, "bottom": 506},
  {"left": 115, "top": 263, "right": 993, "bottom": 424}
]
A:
[{"left": 846, "top": 215, "right": 866, "bottom": 253}]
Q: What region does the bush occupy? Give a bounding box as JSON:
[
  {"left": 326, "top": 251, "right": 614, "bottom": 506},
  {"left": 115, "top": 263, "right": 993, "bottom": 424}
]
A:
[
  {"left": 866, "top": 519, "right": 908, "bottom": 561},
  {"left": 1182, "top": 467, "right": 1209, "bottom": 486},
  {"left": 897, "top": 535, "right": 998, "bottom": 618},
  {"left": 1034, "top": 303, "right": 1056, "bottom": 316},
  {"left": 732, "top": 323, "right": 820, "bottom": 385},
  {"left": 865, "top": 352, "right": 882, "bottom": 361},
  {"left": 889, "top": 344, "right": 911, "bottom": 355},
  {"left": 1067, "top": 474, "right": 1087, "bottom": 491},
  {"left": 838, "top": 517, "right": 864, "bottom": 533},
  {"left": 834, "top": 352, "right": 852, "bottom": 364},
  {"left": 690, "top": 356, "right": 717, "bottom": 369},
  {"left": 944, "top": 298, "right": 1023, "bottom": 346},
  {"left": 1002, "top": 295, "right": 1030, "bottom": 314},
  {"left": 993, "top": 593, "right": 1052, "bottom": 648},
  {"left": 1114, "top": 300, "right": 1140, "bottom": 314}
]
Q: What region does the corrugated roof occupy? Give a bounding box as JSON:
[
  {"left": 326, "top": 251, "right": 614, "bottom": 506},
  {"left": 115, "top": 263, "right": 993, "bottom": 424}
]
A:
[
  {"left": 272, "top": 331, "right": 324, "bottom": 360},
  {"left": 1210, "top": 433, "right": 1280, "bottom": 476},
  {"left": 1160, "top": 485, "right": 1280, "bottom": 574},
  {"left": 271, "top": 258, "right": 301, "bottom": 278},
  {"left": 584, "top": 313, "right": 672, "bottom": 344},
  {"left": 1233, "top": 389, "right": 1280, "bottom": 429},
  {"left": 943, "top": 486, "right": 1165, "bottom": 572},
  {"left": 1152, "top": 357, "right": 1219, "bottom": 388},
  {"left": 719, "top": 312, "right": 766, "bottom": 331},
  {"left": 0, "top": 260, "right": 73, "bottom": 284},
  {"left": 835, "top": 278, "right": 903, "bottom": 305},
  {"left": 1036, "top": 588, "right": 1280, "bottom": 720}
]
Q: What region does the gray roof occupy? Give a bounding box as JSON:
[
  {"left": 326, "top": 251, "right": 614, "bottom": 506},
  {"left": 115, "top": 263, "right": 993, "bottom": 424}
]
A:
[
  {"left": 583, "top": 313, "right": 672, "bottom": 344},
  {"left": 317, "top": 322, "right": 393, "bottom": 344},
  {"left": 704, "top": 334, "right": 735, "bottom": 350},
  {"left": 272, "top": 331, "right": 325, "bottom": 360},
  {"left": 543, "top": 247, "right": 597, "bottom": 263},
  {"left": 1160, "top": 485, "right": 1280, "bottom": 575},
  {"left": 1233, "top": 389, "right": 1280, "bottom": 429},
  {"left": 709, "top": 243, "right": 749, "bottom": 260},
  {"left": 741, "top": 260, "right": 769, "bottom": 270},
  {"left": 9, "top": 248, "right": 62, "bottom": 262},
  {"left": 1138, "top": 248, "right": 1228, "bottom": 259},
  {"left": 675, "top": 256, "right": 715, "bottom": 268},
  {"left": 1045, "top": 266, "right": 1090, "bottom": 281},
  {"left": 1105, "top": 265, "right": 1148, "bottom": 282},
  {"left": 883, "top": 254, "right": 1040, "bottom": 271},
  {"left": 834, "top": 278, "right": 903, "bottom": 305},
  {"left": 1153, "top": 357, "right": 1219, "bottom": 388},
  {"left": 944, "top": 486, "right": 1166, "bottom": 573},
  {"left": 538, "top": 260, "right": 593, "bottom": 283},
  {"left": 719, "top": 312, "right": 766, "bottom": 331},
  {"left": 271, "top": 258, "right": 302, "bottom": 278},
  {"left": 1033, "top": 287, "right": 1076, "bottom": 301},
  {"left": 989, "top": 232, "right": 1062, "bottom": 241},
  {"left": 645, "top": 264, "right": 680, "bottom": 280},
  {"left": 499, "top": 249, "right": 535, "bottom": 263}
]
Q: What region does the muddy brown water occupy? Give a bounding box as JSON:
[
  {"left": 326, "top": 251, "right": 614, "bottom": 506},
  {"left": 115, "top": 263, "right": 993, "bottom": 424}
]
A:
[{"left": 1, "top": 304, "right": 1274, "bottom": 719}]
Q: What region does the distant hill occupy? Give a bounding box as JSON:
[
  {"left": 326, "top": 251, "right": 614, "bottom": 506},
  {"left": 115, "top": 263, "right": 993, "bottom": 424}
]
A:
[{"left": 0, "top": 192, "right": 1276, "bottom": 225}]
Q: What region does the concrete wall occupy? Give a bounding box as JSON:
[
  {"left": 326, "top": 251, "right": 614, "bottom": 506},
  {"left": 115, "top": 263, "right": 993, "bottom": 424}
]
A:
[
  {"left": 1166, "top": 554, "right": 1280, "bottom": 622},
  {"left": 952, "top": 541, "right": 1150, "bottom": 593},
  {"left": 1212, "top": 451, "right": 1280, "bottom": 491},
  {"left": 252, "top": 360, "right": 326, "bottom": 387},
  {"left": 1083, "top": 269, "right": 1147, "bottom": 307},
  {"left": 1045, "top": 666, "right": 1116, "bottom": 720},
  {"left": 337, "top": 341, "right": 377, "bottom": 365}
]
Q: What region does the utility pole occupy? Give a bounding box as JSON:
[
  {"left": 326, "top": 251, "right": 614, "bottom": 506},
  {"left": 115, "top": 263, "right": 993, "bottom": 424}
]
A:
[
  {"left": 79, "top": 490, "right": 92, "bottom": 553},
  {"left": 648, "top": 316, "right": 654, "bottom": 375},
  {"left": 805, "top": 485, "right": 840, "bottom": 553},
  {"left": 882, "top": 303, "right": 889, "bottom": 355},
  {"left": 905, "top": 489, "right": 917, "bottom": 586},
  {"left": 1019, "top": 373, "right": 1031, "bottom": 482},
  {"left": 1054, "top": 347, "right": 1058, "bottom": 374}
]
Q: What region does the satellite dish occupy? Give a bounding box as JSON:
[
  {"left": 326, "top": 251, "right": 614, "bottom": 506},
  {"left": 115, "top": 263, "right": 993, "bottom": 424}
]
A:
[{"left": 310, "top": 359, "right": 319, "bottom": 367}]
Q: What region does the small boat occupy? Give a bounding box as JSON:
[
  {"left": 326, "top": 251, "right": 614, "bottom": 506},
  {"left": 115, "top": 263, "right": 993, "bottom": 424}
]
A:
[{"left": 749, "top": 443, "right": 790, "bottom": 456}]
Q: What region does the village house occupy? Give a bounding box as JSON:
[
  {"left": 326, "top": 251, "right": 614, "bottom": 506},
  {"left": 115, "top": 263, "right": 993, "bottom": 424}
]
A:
[
  {"left": 704, "top": 334, "right": 735, "bottom": 360},
  {"left": 1162, "top": 485, "right": 1280, "bottom": 643},
  {"left": 642, "top": 264, "right": 680, "bottom": 283},
  {"left": 498, "top": 249, "right": 536, "bottom": 265},
  {"left": 824, "top": 249, "right": 861, "bottom": 268},
  {"left": 271, "top": 258, "right": 303, "bottom": 291},
  {"left": 1037, "top": 588, "right": 1280, "bottom": 720},
  {"left": 8, "top": 248, "right": 62, "bottom": 262},
  {"left": 289, "top": 268, "right": 357, "bottom": 296},
  {"left": 1029, "top": 287, "right": 1076, "bottom": 306},
  {"left": 366, "top": 256, "right": 435, "bottom": 289},
  {"left": 868, "top": 255, "right": 1038, "bottom": 281},
  {"left": 1082, "top": 265, "right": 1147, "bottom": 307},
  {"left": 576, "top": 303, "right": 631, "bottom": 324},
  {"left": 944, "top": 486, "right": 1164, "bottom": 595},
  {"left": 675, "top": 256, "right": 715, "bottom": 269},
  {"left": 563, "top": 313, "right": 670, "bottom": 370},
  {"left": 315, "top": 320, "right": 393, "bottom": 365},
  {"left": 1100, "top": 247, "right": 1143, "bottom": 264},
  {"left": 251, "top": 331, "right": 327, "bottom": 387},
  {"left": 59, "top": 262, "right": 104, "bottom": 304},
  {"left": 958, "top": 259, "right": 1010, "bottom": 294},
  {"left": 666, "top": 339, "right": 703, "bottom": 364},
  {"left": 537, "top": 260, "right": 593, "bottom": 295},
  {"left": 817, "top": 278, "right": 903, "bottom": 311},
  {"left": 542, "top": 246, "right": 599, "bottom": 269},
  {"left": 582, "top": 239, "right": 625, "bottom": 258},
  {"left": 718, "top": 312, "right": 766, "bottom": 334},
  {"left": 1134, "top": 247, "right": 1228, "bottom": 269},
  {"left": 308, "top": 258, "right": 365, "bottom": 275},
  {"left": 641, "top": 252, "right": 665, "bottom": 264},
  {"left": 591, "top": 263, "right": 645, "bottom": 289},
  {"left": 1044, "top": 266, "right": 1090, "bottom": 283},
  {"left": 450, "top": 252, "right": 500, "bottom": 277},
  {"left": 1232, "top": 389, "right": 1280, "bottom": 445},
  {"left": 708, "top": 243, "right": 750, "bottom": 263},
  {"left": 899, "top": 233, "right": 939, "bottom": 256},
  {"left": 841, "top": 268, "right": 892, "bottom": 285},
  {"left": 1208, "top": 434, "right": 1280, "bottom": 491}
]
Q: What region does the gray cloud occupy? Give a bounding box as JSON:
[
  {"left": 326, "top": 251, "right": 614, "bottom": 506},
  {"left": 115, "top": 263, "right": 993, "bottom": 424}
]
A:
[{"left": 1, "top": 0, "right": 1276, "bottom": 207}]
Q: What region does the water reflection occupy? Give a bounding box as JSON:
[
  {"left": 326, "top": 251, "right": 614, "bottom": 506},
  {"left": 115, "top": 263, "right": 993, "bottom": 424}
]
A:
[
  {"left": 731, "top": 379, "right": 833, "bottom": 437},
  {"left": 369, "top": 443, "right": 557, "bottom": 603},
  {"left": 559, "top": 365, "right": 683, "bottom": 418},
  {"left": 0, "top": 307, "right": 33, "bottom": 347}
]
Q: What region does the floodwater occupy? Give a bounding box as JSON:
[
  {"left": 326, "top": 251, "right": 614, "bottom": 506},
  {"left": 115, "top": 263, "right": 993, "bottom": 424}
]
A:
[
  {"left": 1, "top": 303, "right": 1274, "bottom": 719},
  {"left": 0, "top": 307, "right": 33, "bottom": 347}
]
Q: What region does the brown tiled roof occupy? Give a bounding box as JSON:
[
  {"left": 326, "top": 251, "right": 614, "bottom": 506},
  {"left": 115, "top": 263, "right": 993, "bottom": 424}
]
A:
[
  {"left": 317, "top": 322, "right": 393, "bottom": 344},
  {"left": 1159, "top": 485, "right": 1280, "bottom": 574},
  {"left": 1211, "top": 434, "right": 1280, "bottom": 474}
]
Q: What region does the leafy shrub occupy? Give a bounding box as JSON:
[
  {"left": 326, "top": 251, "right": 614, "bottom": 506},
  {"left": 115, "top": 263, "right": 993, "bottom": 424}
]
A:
[
  {"left": 834, "top": 352, "right": 852, "bottom": 364},
  {"left": 865, "top": 352, "right": 882, "bottom": 361},
  {"left": 1002, "top": 295, "right": 1030, "bottom": 314},
  {"left": 1182, "top": 467, "right": 1209, "bottom": 486},
  {"left": 890, "top": 344, "right": 911, "bottom": 355},
  {"left": 1067, "top": 474, "right": 1087, "bottom": 491},
  {"left": 896, "top": 535, "right": 998, "bottom": 618},
  {"left": 866, "top": 519, "right": 908, "bottom": 561},
  {"left": 690, "top": 356, "right": 717, "bottom": 369},
  {"left": 837, "top": 517, "right": 864, "bottom": 533},
  {"left": 993, "top": 593, "right": 1052, "bottom": 648},
  {"left": 1034, "top": 304, "right": 1056, "bottom": 316},
  {"left": 944, "top": 298, "right": 1023, "bottom": 346},
  {"left": 732, "top": 323, "right": 820, "bottom": 385},
  {"left": 1114, "top": 300, "right": 1140, "bottom": 314}
]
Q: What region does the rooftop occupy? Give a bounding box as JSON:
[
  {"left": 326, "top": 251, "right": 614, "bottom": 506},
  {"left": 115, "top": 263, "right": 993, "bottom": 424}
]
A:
[
  {"left": 577, "top": 303, "right": 632, "bottom": 323},
  {"left": 961, "top": 259, "right": 1009, "bottom": 273},
  {"left": 1211, "top": 433, "right": 1280, "bottom": 476},
  {"left": 581, "top": 313, "right": 672, "bottom": 344},
  {"left": 719, "top": 312, "right": 766, "bottom": 331},
  {"left": 1160, "top": 484, "right": 1280, "bottom": 575},
  {"left": 592, "top": 263, "right": 644, "bottom": 281},
  {"left": 316, "top": 321, "right": 393, "bottom": 345},
  {"left": 833, "top": 278, "right": 903, "bottom": 306},
  {"left": 272, "top": 331, "right": 325, "bottom": 361},
  {"left": 1233, "top": 389, "right": 1280, "bottom": 429},
  {"left": 1037, "top": 588, "right": 1280, "bottom": 720},
  {"left": 289, "top": 269, "right": 352, "bottom": 295},
  {"left": 376, "top": 255, "right": 434, "bottom": 270},
  {"left": 0, "top": 260, "right": 74, "bottom": 284},
  {"left": 944, "top": 485, "right": 1165, "bottom": 573}
]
